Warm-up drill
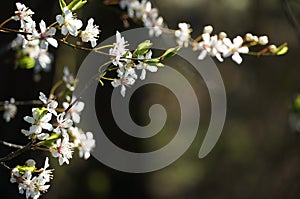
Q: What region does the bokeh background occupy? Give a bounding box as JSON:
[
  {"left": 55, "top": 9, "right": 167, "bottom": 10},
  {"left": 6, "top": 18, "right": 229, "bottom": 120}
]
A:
[{"left": 1, "top": 0, "right": 300, "bottom": 198}]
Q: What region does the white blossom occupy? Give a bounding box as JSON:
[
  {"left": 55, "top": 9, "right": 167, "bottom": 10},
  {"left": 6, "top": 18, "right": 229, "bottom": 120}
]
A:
[
  {"left": 53, "top": 112, "right": 73, "bottom": 133},
  {"left": 223, "top": 36, "right": 249, "bottom": 64},
  {"left": 143, "top": 15, "right": 163, "bottom": 37},
  {"left": 12, "top": 2, "right": 34, "bottom": 29},
  {"left": 120, "top": 0, "right": 141, "bottom": 18},
  {"left": 78, "top": 132, "right": 95, "bottom": 160},
  {"left": 39, "top": 92, "right": 58, "bottom": 116},
  {"left": 174, "top": 22, "right": 191, "bottom": 47},
  {"left": 111, "top": 67, "right": 137, "bottom": 97},
  {"left": 33, "top": 20, "right": 58, "bottom": 49},
  {"left": 3, "top": 98, "right": 17, "bottom": 122},
  {"left": 56, "top": 7, "right": 83, "bottom": 36},
  {"left": 22, "top": 108, "right": 53, "bottom": 140},
  {"left": 136, "top": 50, "right": 158, "bottom": 80},
  {"left": 80, "top": 18, "right": 100, "bottom": 47},
  {"left": 63, "top": 67, "right": 77, "bottom": 92},
  {"left": 109, "top": 31, "right": 129, "bottom": 66},
  {"left": 38, "top": 157, "right": 53, "bottom": 184},
  {"left": 62, "top": 97, "right": 84, "bottom": 123},
  {"left": 51, "top": 132, "right": 74, "bottom": 165},
  {"left": 197, "top": 33, "right": 226, "bottom": 62}
]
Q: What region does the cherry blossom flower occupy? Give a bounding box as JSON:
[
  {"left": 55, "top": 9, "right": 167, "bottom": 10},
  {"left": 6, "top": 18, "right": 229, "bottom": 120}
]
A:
[
  {"left": 144, "top": 16, "right": 164, "bottom": 37},
  {"left": 39, "top": 92, "right": 58, "bottom": 116},
  {"left": 53, "top": 112, "right": 73, "bottom": 133},
  {"left": 109, "top": 31, "right": 129, "bottom": 66},
  {"left": 33, "top": 20, "right": 58, "bottom": 49},
  {"left": 111, "top": 67, "right": 137, "bottom": 97},
  {"left": 223, "top": 36, "right": 249, "bottom": 64},
  {"left": 38, "top": 157, "right": 53, "bottom": 184},
  {"left": 136, "top": 50, "right": 158, "bottom": 80},
  {"left": 22, "top": 108, "right": 53, "bottom": 140},
  {"left": 50, "top": 133, "right": 74, "bottom": 165},
  {"left": 80, "top": 18, "right": 100, "bottom": 47},
  {"left": 62, "top": 97, "right": 85, "bottom": 123},
  {"left": 197, "top": 33, "right": 227, "bottom": 62},
  {"left": 174, "top": 22, "right": 192, "bottom": 47},
  {"left": 78, "top": 132, "right": 96, "bottom": 160},
  {"left": 11, "top": 158, "right": 52, "bottom": 199},
  {"left": 63, "top": 67, "right": 77, "bottom": 92},
  {"left": 56, "top": 7, "right": 83, "bottom": 37},
  {"left": 3, "top": 98, "right": 17, "bottom": 122},
  {"left": 11, "top": 2, "right": 34, "bottom": 29},
  {"left": 120, "top": 0, "right": 141, "bottom": 18}
]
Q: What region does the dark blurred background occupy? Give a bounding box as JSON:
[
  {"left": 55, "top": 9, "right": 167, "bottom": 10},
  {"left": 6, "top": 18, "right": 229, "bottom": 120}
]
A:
[{"left": 1, "top": 0, "right": 300, "bottom": 198}]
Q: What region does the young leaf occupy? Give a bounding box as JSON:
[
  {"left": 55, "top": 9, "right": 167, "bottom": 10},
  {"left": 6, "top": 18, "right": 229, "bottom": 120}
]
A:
[
  {"left": 133, "top": 40, "right": 152, "bottom": 57},
  {"left": 17, "top": 56, "right": 35, "bottom": 69},
  {"left": 156, "top": 63, "right": 164, "bottom": 67},
  {"left": 59, "top": 0, "right": 67, "bottom": 11},
  {"left": 275, "top": 43, "right": 288, "bottom": 56},
  {"left": 16, "top": 165, "right": 36, "bottom": 174},
  {"left": 160, "top": 46, "right": 181, "bottom": 60},
  {"left": 67, "top": 0, "right": 87, "bottom": 12},
  {"left": 39, "top": 133, "right": 61, "bottom": 147}
]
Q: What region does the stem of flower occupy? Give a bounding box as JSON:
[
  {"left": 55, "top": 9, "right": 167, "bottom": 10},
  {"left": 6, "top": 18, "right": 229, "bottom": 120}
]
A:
[
  {"left": 59, "top": 38, "right": 110, "bottom": 55},
  {"left": 0, "top": 162, "right": 11, "bottom": 170},
  {"left": 50, "top": 80, "right": 63, "bottom": 97},
  {"left": 0, "top": 18, "right": 12, "bottom": 28},
  {"left": 100, "top": 76, "right": 114, "bottom": 81}
]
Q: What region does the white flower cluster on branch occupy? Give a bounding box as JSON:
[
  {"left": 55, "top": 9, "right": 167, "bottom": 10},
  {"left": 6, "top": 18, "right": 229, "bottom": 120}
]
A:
[
  {"left": 8, "top": 1, "right": 100, "bottom": 74},
  {"left": 118, "top": 0, "right": 288, "bottom": 64},
  {"left": 2, "top": 66, "right": 95, "bottom": 199},
  {"left": 0, "top": 0, "right": 288, "bottom": 199}
]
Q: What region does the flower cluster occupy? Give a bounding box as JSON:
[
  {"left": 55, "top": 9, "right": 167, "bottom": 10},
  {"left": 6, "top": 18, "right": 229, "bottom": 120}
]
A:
[
  {"left": 9, "top": 2, "right": 100, "bottom": 74},
  {"left": 10, "top": 158, "right": 53, "bottom": 199},
  {"left": 5, "top": 66, "right": 96, "bottom": 199},
  {"left": 108, "top": 31, "right": 176, "bottom": 97},
  {"left": 120, "top": 0, "right": 164, "bottom": 37},
  {"left": 0, "top": 1, "right": 289, "bottom": 199},
  {"left": 119, "top": 0, "right": 288, "bottom": 64},
  {"left": 20, "top": 72, "right": 95, "bottom": 166}
]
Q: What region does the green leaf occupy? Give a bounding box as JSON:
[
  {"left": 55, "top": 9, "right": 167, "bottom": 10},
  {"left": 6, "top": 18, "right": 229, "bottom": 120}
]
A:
[
  {"left": 160, "top": 46, "right": 181, "bottom": 60},
  {"left": 67, "top": 0, "right": 87, "bottom": 12},
  {"left": 16, "top": 165, "right": 36, "bottom": 174},
  {"left": 275, "top": 43, "right": 288, "bottom": 55},
  {"left": 17, "top": 56, "right": 35, "bottom": 69},
  {"left": 39, "top": 133, "right": 61, "bottom": 147},
  {"left": 155, "top": 63, "right": 164, "bottom": 67},
  {"left": 133, "top": 40, "right": 153, "bottom": 57},
  {"left": 59, "top": 0, "right": 67, "bottom": 11},
  {"left": 34, "top": 107, "right": 48, "bottom": 118},
  {"left": 146, "top": 58, "right": 160, "bottom": 63}
]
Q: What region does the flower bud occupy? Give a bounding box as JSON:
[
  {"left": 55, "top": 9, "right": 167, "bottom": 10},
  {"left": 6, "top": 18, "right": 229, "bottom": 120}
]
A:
[
  {"left": 245, "top": 33, "right": 254, "bottom": 41},
  {"left": 203, "top": 25, "right": 213, "bottom": 34},
  {"left": 219, "top": 32, "right": 227, "bottom": 39},
  {"left": 25, "top": 159, "right": 36, "bottom": 167},
  {"left": 258, "top": 36, "right": 269, "bottom": 45},
  {"left": 269, "top": 45, "right": 277, "bottom": 54}
]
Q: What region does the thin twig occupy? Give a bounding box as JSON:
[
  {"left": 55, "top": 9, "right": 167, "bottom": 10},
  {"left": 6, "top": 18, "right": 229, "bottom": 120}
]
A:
[
  {"left": 0, "top": 140, "right": 24, "bottom": 149},
  {"left": 0, "top": 100, "right": 43, "bottom": 106},
  {"left": 0, "top": 140, "right": 34, "bottom": 162}
]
